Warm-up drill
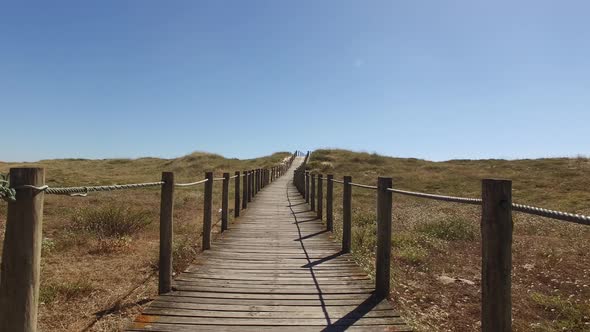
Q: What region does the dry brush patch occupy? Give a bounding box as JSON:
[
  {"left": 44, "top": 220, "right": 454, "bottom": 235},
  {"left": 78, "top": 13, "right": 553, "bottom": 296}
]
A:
[
  {"left": 0, "top": 151, "right": 290, "bottom": 331},
  {"left": 307, "top": 149, "right": 590, "bottom": 332}
]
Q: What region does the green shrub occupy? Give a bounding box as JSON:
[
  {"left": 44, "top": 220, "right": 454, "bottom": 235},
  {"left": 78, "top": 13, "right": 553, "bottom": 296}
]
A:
[
  {"left": 393, "top": 232, "right": 429, "bottom": 265},
  {"left": 88, "top": 236, "right": 133, "bottom": 255},
  {"left": 173, "top": 236, "right": 198, "bottom": 273},
  {"left": 417, "top": 217, "right": 476, "bottom": 241},
  {"left": 352, "top": 226, "right": 376, "bottom": 253},
  {"left": 530, "top": 292, "right": 590, "bottom": 331},
  {"left": 70, "top": 206, "right": 151, "bottom": 237},
  {"left": 40, "top": 280, "right": 96, "bottom": 304},
  {"left": 42, "top": 237, "right": 56, "bottom": 255},
  {"left": 396, "top": 245, "right": 428, "bottom": 265}
]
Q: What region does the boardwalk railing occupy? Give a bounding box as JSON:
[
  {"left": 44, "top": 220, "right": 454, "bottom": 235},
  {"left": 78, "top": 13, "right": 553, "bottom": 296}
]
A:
[
  {"left": 0, "top": 152, "right": 297, "bottom": 332},
  {"left": 293, "top": 150, "right": 310, "bottom": 195},
  {"left": 295, "top": 170, "right": 589, "bottom": 332}
]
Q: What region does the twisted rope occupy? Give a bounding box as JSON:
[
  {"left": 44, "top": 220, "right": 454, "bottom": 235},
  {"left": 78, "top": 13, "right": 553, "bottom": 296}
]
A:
[
  {"left": 349, "top": 182, "right": 378, "bottom": 190},
  {"left": 386, "top": 188, "right": 483, "bottom": 205},
  {"left": 331, "top": 179, "right": 345, "bottom": 184},
  {"left": 512, "top": 203, "right": 589, "bottom": 225},
  {"left": 386, "top": 187, "right": 588, "bottom": 225},
  {"left": 213, "top": 177, "right": 225, "bottom": 182},
  {"left": 175, "top": 179, "right": 208, "bottom": 187},
  {"left": 18, "top": 181, "right": 164, "bottom": 197}
]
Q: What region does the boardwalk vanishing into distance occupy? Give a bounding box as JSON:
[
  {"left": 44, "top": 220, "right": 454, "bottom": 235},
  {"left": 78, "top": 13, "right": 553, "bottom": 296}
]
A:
[
  {"left": 3, "top": 151, "right": 589, "bottom": 331},
  {"left": 128, "top": 157, "right": 411, "bottom": 331}
]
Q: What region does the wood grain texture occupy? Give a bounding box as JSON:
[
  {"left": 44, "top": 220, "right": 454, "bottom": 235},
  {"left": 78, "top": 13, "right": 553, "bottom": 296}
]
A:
[
  {"left": 129, "top": 159, "right": 410, "bottom": 331},
  {"left": 159, "top": 172, "right": 174, "bottom": 295},
  {"left": 375, "top": 177, "right": 392, "bottom": 298},
  {"left": 0, "top": 168, "right": 45, "bottom": 332},
  {"left": 342, "top": 176, "right": 352, "bottom": 253},
  {"left": 202, "top": 172, "right": 213, "bottom": 251},
  {"left": 234, "top": 171, "right": 241, "bottom": 217},
  {"left": 327, "top": 174, "right": 334, "bottom": 231},
  {"left": 221, "top": 173, "right": 230, "bottom": 232},
  {"left": 481, "top": 179, "right": 512, "bottom": 332}
]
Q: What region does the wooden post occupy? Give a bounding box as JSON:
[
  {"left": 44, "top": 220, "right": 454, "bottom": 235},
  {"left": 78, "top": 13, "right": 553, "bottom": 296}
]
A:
[
  {"left": 0, "top": 168, "right": 45, "bottom": 332},
  {"left": 311, "top": 174, "right": 316, "bottom": 211},
  {"left": 481, "top": 179, "right": 513, "bottom": 332},
  {"left": 305, "top": 172, "right": 310, "bottom": 203},
  {"left": 317, "top": 174, "right": 323, "bottom": 219},
  {"left": 248, "top": 171, "right": 253, "bottom": 202},
  {"left": 252, "top": 169, "right": 256, "bottom": 196},
  {"left": 300, "top": 170, "right": 304, "bottom": 195},
  {"left": 234, "top": 171, "right": 241, "bottom": 217},
  {"left": 202, "top": 172, "right": 213, "bottom": 250},
  {"left": 342, "top": 176, "right": 352, "bottom": 253},
  {"left": 158, "top": 172, "right": 174, "bottom": 295},
  {"left": 375, "top": 177, "right": 393, "bottom": 298},
  {"left": 221, "top": 172, "right": 229, "bottom": 232},
  {"left": 327, "top": 174, "right": 333, "bottom": 231},
  {"left": 257, "top": 169, "right": 260, "bottom": 192},
  {"left": 242, "top": 171, "right": 248, "bottom": 208},
  {"left": 254, "top": 169, "right": 258, "bottom": 195},
  {"left": 252, "top": 170, "right": 256, "bottom": 196},
  {"left": 252, "top": 170, "right": 255, "bottom": 197}
]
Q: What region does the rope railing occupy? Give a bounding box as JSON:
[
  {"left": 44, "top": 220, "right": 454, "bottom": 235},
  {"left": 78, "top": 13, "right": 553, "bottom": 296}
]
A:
[
  {"left": 323, "top": 177, "right": 588, "bottom": 225},
  {"left": 175, "top": 179, "right": 208, "bottom": 187},
  {"left": 387, "top": 187, "right": 483, "bottom": 205},
  {"left": 16, "top": 181, "right": 165, "bottom": 197},
  {"left": 512, "top": 203, "right": 590, "bottom": 225},
  {"left": 349, "top": 182, "right": 378, "bottom": 190},
  {"left": 0, "top": 151, "right": 298, "bottom": 331},
  {"left": 297, "top": 155, "right": 589, "bottom": 332}
]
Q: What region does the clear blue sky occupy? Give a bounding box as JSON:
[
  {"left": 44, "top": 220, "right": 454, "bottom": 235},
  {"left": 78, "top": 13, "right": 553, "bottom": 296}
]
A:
[{"left": 1, "top": 1, "right": 589, "bottom": 162}]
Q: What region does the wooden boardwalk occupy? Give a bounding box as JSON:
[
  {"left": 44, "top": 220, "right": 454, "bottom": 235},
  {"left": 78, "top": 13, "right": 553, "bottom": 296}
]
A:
[{"left": 128, "top": 159, "right": 411, "bottom": 331}]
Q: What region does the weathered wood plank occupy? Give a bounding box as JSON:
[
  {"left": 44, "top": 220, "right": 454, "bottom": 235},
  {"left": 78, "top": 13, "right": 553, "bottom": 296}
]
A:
[{"left": 129, "top": 157, "right": 410, "bottom": 331}]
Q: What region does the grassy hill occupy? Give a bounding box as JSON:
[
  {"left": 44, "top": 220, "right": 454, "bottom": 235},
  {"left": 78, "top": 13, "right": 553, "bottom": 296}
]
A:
[
  {"left": 305, "top": 149, "right": 590, "bottom": 332},
  {"left": 0, "top": 151, "right": 291, "bottom": 331}
]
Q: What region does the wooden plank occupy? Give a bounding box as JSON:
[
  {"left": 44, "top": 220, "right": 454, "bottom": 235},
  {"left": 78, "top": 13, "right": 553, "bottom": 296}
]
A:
[
  {"left": 131, "top": 315, "right": 406, "bottom": 326},
  {"left": 129, "top": 323, "right": 412, "bottom": 332},
  {"left": 129, "top": 158, "right": 411, "bottom": 331}
]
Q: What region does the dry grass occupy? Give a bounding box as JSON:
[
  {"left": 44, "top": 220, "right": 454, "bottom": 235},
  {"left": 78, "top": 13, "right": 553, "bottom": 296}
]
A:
[
  {"left": 0, "top": 151, "right": 290, "bottom": 331},
  {"left": 307, "top": 149, "right": 590, "bottom": 332}
]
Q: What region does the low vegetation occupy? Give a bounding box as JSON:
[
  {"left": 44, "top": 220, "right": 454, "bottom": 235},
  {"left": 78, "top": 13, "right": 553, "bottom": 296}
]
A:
[
  {"left": 40, "top": 280, "right": 97, "bottom": 305},
  {"left": 306, "top": 149, "right": 590, "bottom": 332},
  {"left": 0, "top": 151, "right": 291, "bottom": 331},
  {"left": 70, "top": 206, "right": 152, "bottom": 238}
]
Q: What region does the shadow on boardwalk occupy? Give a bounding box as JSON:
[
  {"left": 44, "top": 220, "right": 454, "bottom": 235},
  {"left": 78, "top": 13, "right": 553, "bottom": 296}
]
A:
[{"left": 128, "top": 158, "right": 411, "bottom": 331}]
